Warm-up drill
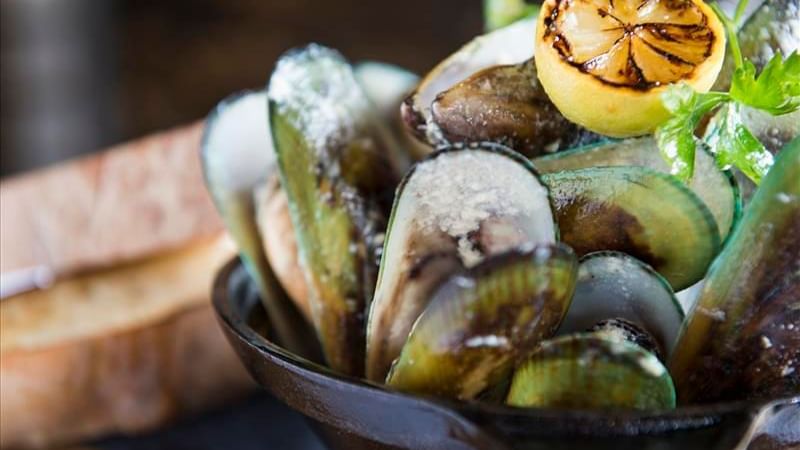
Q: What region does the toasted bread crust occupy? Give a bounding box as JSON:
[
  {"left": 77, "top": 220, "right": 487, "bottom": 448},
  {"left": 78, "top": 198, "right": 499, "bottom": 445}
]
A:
[
  {"left": 0, "top": 123, "right": 250, "bottom": 449},
  {"left": 0, "top": 301, "right": 253, "bottom": 449},
  {"left": 0, "top": 123, "right": 223, "bottom": 277}
]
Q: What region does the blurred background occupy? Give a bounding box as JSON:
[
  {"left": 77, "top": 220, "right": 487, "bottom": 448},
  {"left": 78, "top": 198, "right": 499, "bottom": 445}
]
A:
[{"left": 1, "top": 0, "right": 481, "bottom": 177}]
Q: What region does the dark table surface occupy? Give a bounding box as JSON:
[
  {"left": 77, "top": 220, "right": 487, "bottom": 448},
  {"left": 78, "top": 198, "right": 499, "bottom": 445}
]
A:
[{"left": 97, "top": 393, "right": 326, "bottom": 450}]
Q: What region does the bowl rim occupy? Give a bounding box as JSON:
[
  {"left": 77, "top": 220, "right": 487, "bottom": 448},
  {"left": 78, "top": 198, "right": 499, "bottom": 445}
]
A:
[{"left": 213, "top": 257, "right": 799, "bottom": 436}]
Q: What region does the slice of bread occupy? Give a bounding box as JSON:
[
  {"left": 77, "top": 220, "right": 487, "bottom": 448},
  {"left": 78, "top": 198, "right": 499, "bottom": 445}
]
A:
[
  {"left": 0, "top": 124, "right": 253, "bottom": 449},
  {"left": 0, "top": 123, "right": 223, "bottom": 278}
]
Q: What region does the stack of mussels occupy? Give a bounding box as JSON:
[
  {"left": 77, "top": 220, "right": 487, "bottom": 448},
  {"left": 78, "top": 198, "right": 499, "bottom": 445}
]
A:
[{"left": 204, "top": 1, "right": 798, "bottom": 410}]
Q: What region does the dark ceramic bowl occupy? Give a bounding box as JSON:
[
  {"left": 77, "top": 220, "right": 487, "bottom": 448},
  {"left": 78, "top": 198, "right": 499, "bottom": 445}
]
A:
[{"left": 212, "top": 258, "right": 799, "bottom": 450}]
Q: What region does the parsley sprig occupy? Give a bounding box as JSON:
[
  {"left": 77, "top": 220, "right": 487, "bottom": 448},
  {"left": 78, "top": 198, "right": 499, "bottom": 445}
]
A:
[{"left": 655, "top": 0, "right": 800, "bottom": 184}]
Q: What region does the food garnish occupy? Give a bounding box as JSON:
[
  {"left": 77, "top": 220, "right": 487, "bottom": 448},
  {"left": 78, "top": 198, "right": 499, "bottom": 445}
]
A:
[
  {"left": 534, "top": 0, "right": 727, "bottom": 137},
  {"left": 655, "top": 0, "right": 800, "bottom": 184}
]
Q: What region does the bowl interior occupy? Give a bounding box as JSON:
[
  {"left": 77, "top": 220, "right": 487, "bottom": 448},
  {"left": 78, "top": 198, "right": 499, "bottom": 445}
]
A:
[{"left": 213, "top": 258, "right": 799, "bottom": 450}]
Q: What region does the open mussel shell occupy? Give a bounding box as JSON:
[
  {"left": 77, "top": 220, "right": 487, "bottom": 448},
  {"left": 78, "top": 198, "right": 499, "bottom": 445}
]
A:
[
  {"left": 386, "top": 244, "right": 578, "bottom": 400},
  {"left": 355, "top": 61, "right": 419, "bottom": 116},
  {"left": 534, "top": 137, "right": 741, "bottom": 242},
  {"left": 254, "top": 60, "right": 424, "bottom": 326},
  {"left": 201, "top": 91, "right": 276, "bottom": 281},
  {"left": 401, "top": 17, "right": 536, "bottom": 145},
  {"left": 670, "top": 138, "right": 800, "bottom": 404},
  {"left": 543, "top": 166, "right": 721, "bottom": 291},
  {"left": 506, "top": 333, "right": 676, "bottom": 410},
  {"left": 354, "top": 61, "right": 431, "bottom": 161},
  {"left": 558, "top": 252, "right": 684, "bottom": 359},
  {"left": 268, "top": 44, "right": 403, "bottom": 376},
  {"left": 366, "top": 144, "right": 557, "bottom": 381},
  {"left": 431, "top": 58, "right": 598, "bottom": 158},
  {"left": 201, "top": 90, "right": 318, "bottom": 359}
]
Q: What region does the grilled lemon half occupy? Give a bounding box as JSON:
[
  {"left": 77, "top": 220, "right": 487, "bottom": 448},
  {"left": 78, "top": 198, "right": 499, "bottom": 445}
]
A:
[{"left": 535, "top": 0, "right": 726, "bottom": 137}]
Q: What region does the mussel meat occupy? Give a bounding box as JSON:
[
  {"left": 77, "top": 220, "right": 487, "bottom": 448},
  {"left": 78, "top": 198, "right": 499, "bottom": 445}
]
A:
[
  {"left": 402, "top": 17, "right": 594, "bottom": 154},
  {"left": 431, "top": 58, "right": 597, "bottom": 158}
]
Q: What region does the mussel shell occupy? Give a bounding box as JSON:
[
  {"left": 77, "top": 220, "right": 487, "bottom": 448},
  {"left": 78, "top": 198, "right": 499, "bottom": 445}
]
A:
[
  {"left": 202, "top": 90, "right": 318, "bottom": 359},
  {"left": 386, "top": 244, "right": 578, "bottom": 400},
  {"left": 558, "top": 252, "right": 684, "bottom": 359},
  {"left": 506, "top": 333, "right": 676, "bottom": 410},
  {"left": 355, "top": 61, "right": 419, "bottom": 117},
  {"left": 431, "top": 58, "right": 598, "bottom": 158},
  {"left": 354, "top": 61, "right": 431, "bottom": 161},
  {"left": 201, "top": 91, "right": 277, "bottom": 286},
  {"left": 533, "top": 137, "right": 741, "bottom": 241},
  {"left": 367, "top": 144, "right": 557, "bottom": 381},
  {"left": 542, "top": 167, "right": 721, "bottom": 291},
  {"left": 268, "top": 44, "right": 402, "bottom": 375},
  {"left": 669, "top": 138, "right": 800, "bottom": 404},
  {"left": 402, "top": 17, "right": 536, "bottom": 145}
]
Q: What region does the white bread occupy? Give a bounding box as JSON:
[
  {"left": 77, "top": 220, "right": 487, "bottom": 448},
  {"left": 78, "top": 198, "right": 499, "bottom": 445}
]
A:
[
  {"left": 0, "top": 125, "right": 253, "bottom": 449},
  {"left": 0, "top": 123, "right": 223, "bottom": 278}
]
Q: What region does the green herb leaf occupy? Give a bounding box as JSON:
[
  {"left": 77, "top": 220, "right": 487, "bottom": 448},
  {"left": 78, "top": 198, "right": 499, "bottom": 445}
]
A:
[
  {"left": 704, "top": 102, "right": 774, "bottom": 183},
  {"left": 655, "top": 85, "right": 729, "bottom": 181},
  {"left": 655, "top": 3, "right": 796, "bottom": 185},
  {"left": 730, "top": 52, "right": 800, "bottom": 115}
]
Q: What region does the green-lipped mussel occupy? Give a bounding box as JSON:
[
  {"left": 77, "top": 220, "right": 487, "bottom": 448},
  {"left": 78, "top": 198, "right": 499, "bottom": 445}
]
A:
[
  {"left": 507, "top": 331, "right": 676, "bottom": 410},
  {"left": 367, "top": 145, "right": 557, "bottom": 381},
  {"left": 386, "top": 243, "right": 578, "bottom": 400},
  {"left": 533, "top": 137, "right": 741, "bottom": 242},
  {"left": 268, "top": 45, "right": 407, "bottom": 375},
  {"left": 354, "top": 61, "right": 431, "bottom": 161},
  {"left": 201, "top": 90, "right": 319, "bottom": 360},
  {"left": 213, "top": 6, "right": 798, "bottom": 413},
  {"left": 256, "top": 59, "right": 424, "bottom": 326},
  {"left": 504, "top": 252, "right": 680, "bottom": 410},
  {"left": 430, "top": 58, "right": 598, "bottom": 157},
  {"left": 542, "top": 167, "right": 722, "bottom": 291},
  {"left": 670, "top": 138, "right": 800, "bottom": 404},
  {"left": 559, "top": 252, "right": 684, "bottom": 359},
  {"left": 401, "top": 18, "right": 596, "bottom": 157}
]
